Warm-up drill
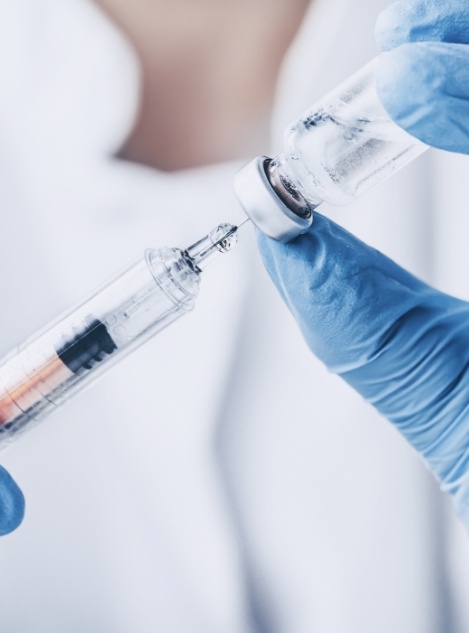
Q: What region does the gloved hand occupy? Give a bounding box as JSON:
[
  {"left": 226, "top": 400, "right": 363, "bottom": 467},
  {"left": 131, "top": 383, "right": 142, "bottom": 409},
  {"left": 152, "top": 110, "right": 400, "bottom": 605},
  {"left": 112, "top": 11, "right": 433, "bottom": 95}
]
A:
[
  {"left": 0, "top": 466, "right": 24, "bottom": 535},
  {"left": 375, "top": 0, "right": 469, "bottom": 153},
  {"left": 257, "top": 214, "right": 469, "bottom": 527}
]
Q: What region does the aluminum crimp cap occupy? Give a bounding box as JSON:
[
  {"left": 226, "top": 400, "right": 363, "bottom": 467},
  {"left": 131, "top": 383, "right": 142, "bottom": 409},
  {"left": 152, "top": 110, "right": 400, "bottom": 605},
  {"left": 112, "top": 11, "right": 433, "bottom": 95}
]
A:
[{"left": 234, "top": 156, "right": 313, "bottom": 242}]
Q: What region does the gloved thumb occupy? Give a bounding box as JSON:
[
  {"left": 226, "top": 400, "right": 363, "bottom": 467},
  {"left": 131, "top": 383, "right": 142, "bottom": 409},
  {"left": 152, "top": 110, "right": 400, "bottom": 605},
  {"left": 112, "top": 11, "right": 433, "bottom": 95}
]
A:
[
  {"left": 258, "top": 213, "right": 434, "bottom": 375},
  {"left": 375, "top": 41, "right": 469, "bottom": 153},
  {"left": 0, "top": 466, "right": 25, "bottom": 536},
  {"left": 258, "top": 214, "right": 469, "bottom": 518}
]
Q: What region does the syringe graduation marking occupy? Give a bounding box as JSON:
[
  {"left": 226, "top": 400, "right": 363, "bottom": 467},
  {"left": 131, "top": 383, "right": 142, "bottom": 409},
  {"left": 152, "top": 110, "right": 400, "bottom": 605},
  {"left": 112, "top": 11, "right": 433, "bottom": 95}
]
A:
[{"left": 56, "top": 319, "right": 117, "bottom": 375}]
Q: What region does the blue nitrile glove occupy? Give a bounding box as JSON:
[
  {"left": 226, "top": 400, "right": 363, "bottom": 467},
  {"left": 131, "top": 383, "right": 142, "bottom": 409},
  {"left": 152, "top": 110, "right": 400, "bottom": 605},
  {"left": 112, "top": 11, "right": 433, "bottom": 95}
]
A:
[
  {"left": 0, "top": 466, "right": 24, "bottom": 535},
  {"left": 375, "top": 0, "right": 469, "bottom": 153},
  {"left": 257, "top": 214, "right": 469, "bottom": 526}
]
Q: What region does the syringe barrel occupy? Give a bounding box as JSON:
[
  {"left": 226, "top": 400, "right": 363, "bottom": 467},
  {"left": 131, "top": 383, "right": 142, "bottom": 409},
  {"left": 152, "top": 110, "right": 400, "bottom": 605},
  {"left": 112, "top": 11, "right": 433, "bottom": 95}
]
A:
[{"left": 0, "top": 247, "right": 200, "bottom": 448}]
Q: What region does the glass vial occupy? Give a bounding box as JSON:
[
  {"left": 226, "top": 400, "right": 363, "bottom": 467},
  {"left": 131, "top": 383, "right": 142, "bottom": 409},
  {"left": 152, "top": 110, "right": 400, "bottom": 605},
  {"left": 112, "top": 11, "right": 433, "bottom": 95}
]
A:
[{"left": 235, "top": 57, "right": 428, "bottom": 241}]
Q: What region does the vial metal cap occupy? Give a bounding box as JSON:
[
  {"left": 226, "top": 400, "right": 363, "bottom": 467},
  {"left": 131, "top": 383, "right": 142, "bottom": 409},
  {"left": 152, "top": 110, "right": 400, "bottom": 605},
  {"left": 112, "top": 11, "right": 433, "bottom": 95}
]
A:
[{"left": 234, "top": 156, "right": 313, "bottom": 242}]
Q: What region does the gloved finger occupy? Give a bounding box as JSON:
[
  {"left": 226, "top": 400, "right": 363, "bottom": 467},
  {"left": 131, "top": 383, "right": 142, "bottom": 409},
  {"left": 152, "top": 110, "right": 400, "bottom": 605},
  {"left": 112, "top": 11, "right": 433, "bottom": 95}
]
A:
[
  {"left": 375, "top": 0, "right": 469, "bottom": 51},
  {"left": 0, "top": 465, "right": 25, "bottom": 536},
  {"left": 258, "top": 213, "right": 435, "bottom": 374},
  {"left": 375, "top": 42, "right": 469, "bottom": 153},
  {"left": 257, "top": 214, "right": 469, "bottom": 489}
]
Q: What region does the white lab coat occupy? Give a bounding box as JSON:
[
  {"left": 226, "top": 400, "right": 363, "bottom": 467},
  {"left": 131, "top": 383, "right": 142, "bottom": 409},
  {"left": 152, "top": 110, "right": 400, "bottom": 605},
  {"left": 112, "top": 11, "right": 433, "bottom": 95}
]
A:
[{"left": 0, "top": 0, "right": 469, "bottom": 631}]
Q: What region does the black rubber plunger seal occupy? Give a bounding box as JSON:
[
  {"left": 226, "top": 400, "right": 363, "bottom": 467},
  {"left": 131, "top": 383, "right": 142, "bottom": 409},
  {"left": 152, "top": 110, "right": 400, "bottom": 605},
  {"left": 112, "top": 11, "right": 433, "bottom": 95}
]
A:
[{"left": 57, "top": 319, "right": 117, "bottom": 374}]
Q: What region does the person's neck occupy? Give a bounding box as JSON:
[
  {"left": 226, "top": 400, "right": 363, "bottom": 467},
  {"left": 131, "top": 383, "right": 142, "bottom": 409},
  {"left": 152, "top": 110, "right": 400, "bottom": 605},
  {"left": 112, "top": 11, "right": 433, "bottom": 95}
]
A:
[{"left": 94, "top": 0, "right": 310, "bottom": 171}]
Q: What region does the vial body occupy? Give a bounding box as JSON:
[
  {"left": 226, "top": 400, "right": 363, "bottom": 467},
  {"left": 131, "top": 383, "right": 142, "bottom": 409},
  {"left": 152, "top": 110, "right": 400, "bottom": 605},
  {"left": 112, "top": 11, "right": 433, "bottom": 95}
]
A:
[
  {"left": 0, "top": 247, "right": 200, "bottom": 447},
  {"left": 234, "top": 57, "right": 429, "bottom": 241},
  {"left": 272, "top": 57, "right": 427, "bottom": 208}
]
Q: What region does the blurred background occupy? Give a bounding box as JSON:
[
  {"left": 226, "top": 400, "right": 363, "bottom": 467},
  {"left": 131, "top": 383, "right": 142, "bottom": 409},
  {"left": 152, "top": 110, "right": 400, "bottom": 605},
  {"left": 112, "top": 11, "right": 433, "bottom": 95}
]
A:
[{"left": 0, "top": 0, "right": 469, "bottom": 632}]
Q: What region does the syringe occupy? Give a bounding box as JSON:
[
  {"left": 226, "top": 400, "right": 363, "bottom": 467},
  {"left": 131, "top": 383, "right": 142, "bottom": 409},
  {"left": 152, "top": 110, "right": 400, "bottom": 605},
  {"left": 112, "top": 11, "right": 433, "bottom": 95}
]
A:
[{"left": 0, "top": 223, "right": 240, "bottom": 448}]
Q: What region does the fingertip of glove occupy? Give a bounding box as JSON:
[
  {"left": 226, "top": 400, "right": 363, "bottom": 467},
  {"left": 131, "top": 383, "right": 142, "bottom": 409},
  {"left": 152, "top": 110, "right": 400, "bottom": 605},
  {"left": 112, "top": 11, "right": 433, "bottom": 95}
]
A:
[
  {"left": 375, "top": 1, "right": 411, "bottom": 51},
  {"left": 375, "top": 0, "right": 460, "bottom": 50},
  {"left": 376, "top": 45, "right": 442, "bottom": 143},
  {"left": 0, "top": 467, "right": 25, "bottom": 536},
  {"left": 256, "top": 214, "right": 378, "bottom": 314},
  {"left": 256, "top": 217, "right": 328, "bottom": 278},
  {"left": 376, "top": 43, "right": 469, "bottom": 152}
]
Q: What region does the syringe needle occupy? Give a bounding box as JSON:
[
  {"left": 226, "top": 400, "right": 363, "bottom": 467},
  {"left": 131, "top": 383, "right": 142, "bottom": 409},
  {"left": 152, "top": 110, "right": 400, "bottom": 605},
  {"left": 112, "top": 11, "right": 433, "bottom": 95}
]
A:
[{"left": 235, "top": 215, "right": 251, "bottom": 230}]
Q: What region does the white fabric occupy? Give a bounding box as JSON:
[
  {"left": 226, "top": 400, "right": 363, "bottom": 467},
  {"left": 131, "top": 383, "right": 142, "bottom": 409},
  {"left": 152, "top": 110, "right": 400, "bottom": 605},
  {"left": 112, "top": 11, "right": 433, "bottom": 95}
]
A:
[{"left": 0, "top": 0, "right": 469, "bottom": 631}]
